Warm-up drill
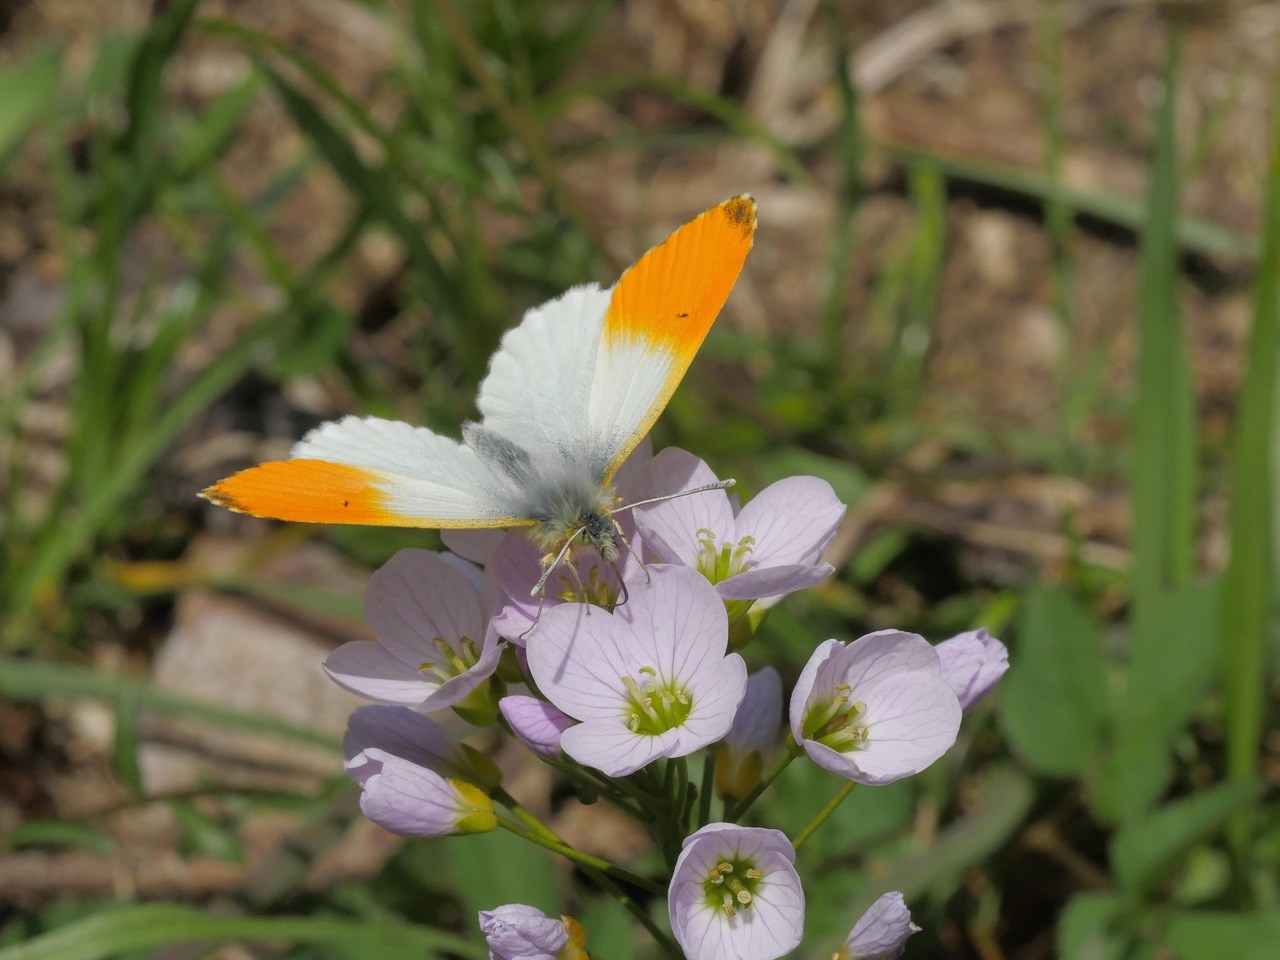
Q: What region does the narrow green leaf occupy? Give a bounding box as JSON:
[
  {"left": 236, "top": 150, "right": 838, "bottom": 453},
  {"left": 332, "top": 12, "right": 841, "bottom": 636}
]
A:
[
  {"left": 5, "top": 820, "right": 116, "bottom": 857},
  {"left": 0, "top": 904, "right": 484, "bottom": 960},
  {"left": 0, "top": 49, "right": 60, "bottom": 164},
  {"left": 1109, "top": 779, "right": 1262, "bottom": 896},
  {"left": 255, "top": 62, "right": 455, "bottom": 301},
  {"left": 1000, "top": 586, "right": 1109, "bottom": 777},
  {"left": 843, "top": 767, "right": 1032, "bottom": 923},
  {"left": 1055, "top": 893, "right": 1127, "bottom": 960},
  {"left": 1131, "top": 30, "right": 1196, "bottom": 613},
  {"left": 1164, "top": 911, "right": 1280, "bottom": 960},
  {"left": 1220, "top": 78, "right": 1280, "bottom": 841}
]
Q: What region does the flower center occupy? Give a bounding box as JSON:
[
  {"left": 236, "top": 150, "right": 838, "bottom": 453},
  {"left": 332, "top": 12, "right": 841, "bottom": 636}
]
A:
[
  {"left": 553, "top": 558, "right": 616, "bottom": 606},
  {"left": 802, "top": 683, "right": 870, "bottom": 752},
  {"left": 700, "top": 857, "right": 766, "bottom": 918},
  {"left": 621, "top": 666, "right": 692, "bottom": 735},
  {"left": 695, "top": 529, "right": 756, "bottom": 583},
  {"left": 418, "top": 636, "right": 480, "bottom": 683}
]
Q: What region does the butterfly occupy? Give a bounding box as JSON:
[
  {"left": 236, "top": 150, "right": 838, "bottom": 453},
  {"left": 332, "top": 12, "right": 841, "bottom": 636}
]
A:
[{"left": 201, "top": 195, "right": 756, "bottom": 590}]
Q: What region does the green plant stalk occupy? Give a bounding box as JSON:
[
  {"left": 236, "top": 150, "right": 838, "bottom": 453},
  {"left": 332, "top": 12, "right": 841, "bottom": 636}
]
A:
[
  {"left": 495, "top": 818, "right": 665, "bottom": 896},
  {"left": 1220, "top": 86, "right": 1280, "bottom": 852},
  {"left": 697, "top": 749, "right": 716, "bottom": 827},
  {"left": 493, "top": 791, "right": 680, "bottom": 958},
  {"left": 792, "top": 781, "right": 856, "bottom": 850}
]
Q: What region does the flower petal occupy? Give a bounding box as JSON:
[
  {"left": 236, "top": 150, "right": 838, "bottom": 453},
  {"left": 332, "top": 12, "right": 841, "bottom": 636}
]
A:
[
  {"left": 611, "top": 565, "right": 730, "bottom": 684},
  {"left": 732, "top": 476, "right": 845, "bottom": 566},
  {"left": 632, "top": 448, "right": 735, "bottom": 568},
  {"left": 342, "top": 705, "right": 460, "bottom": 776},
  {"left": 352, "top": 750, "right": 468, "bottom": 837},
  {"left": 559, "top": 721, "right": 674, "bottom": 777},
  {"left": 716, "top": 563, "right": 833, "bottom": 600},
  {"left": 365, "top": 549, "right": 487, "bottom": 668},
  {"left": 673, "top": 653, "right": 748, "bottom": 754}
]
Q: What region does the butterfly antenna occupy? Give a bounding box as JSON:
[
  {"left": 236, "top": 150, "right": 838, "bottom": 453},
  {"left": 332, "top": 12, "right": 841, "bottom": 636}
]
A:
[
  {"left": 608, "top": 478, "right": 736, "bottom": 516},
  {"left": 530, "top": 531, "right": 582, "bottom": 597},
  {"left": 516, "top": 591, "right": 547, "bottom": 642}
]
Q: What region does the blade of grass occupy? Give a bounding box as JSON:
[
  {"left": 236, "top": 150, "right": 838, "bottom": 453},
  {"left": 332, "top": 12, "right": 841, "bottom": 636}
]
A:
[
  {"left": 1219, "top": 84, "right": 1280, "bottom": 853},
  {"left": 0, "top": 48, "right": 60, "bottom": 164},
  {"left": 1132, "top": 29, "right": 1197, "bottom": 604},
  {"left": 0, "top": 904, "right": 484, "bottom": 960},
  {"left": 1106, "top": 29, "right": 1199, "bottom": 823},
  {"left": 416, "top": 0, "right": 618, "bottom": 271},
  {"left": 884, "top": 143, "right": 1257, "bottom": 264}
]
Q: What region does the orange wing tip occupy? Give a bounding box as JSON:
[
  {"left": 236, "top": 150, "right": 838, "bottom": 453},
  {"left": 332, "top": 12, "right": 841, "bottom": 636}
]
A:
[
  {"left": 718, "top": 195, "right": 757, "bottom": 239},
  {"left": 199, "top": 459, "right": 396, "bottom": 525}
]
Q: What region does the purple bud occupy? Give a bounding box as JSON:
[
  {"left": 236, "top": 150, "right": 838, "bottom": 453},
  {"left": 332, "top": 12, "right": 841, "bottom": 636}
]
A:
[
  {"left": 479, "top": 904, "right": 586, "bottom": 960},
  {"left": 935, "top": 628, "right": 1009, "bottom": 711},
  {"left": 500, "top": 695, "right": 575, "bottom": 757},
  {"left": 839, "top": 892, "right": 920, "bottom": 959}
]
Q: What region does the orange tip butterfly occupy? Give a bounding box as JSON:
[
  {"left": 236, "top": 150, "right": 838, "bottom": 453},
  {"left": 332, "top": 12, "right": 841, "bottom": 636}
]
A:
[{"left": 201, "top": 196, "right": 756, "bottom": 584}]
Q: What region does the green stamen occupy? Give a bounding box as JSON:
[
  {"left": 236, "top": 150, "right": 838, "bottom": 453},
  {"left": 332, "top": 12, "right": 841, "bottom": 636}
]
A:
[
  {"left": 695, "top": 530, "right": 757, "bottom": 584},
  {"left": 701, "top": 855, "right": 766, "bottom": 916},
  {"left": 417, "top": 635, "right": 480, "bottom": 683},
  {"left": 622, "top": 667, "right": 692, "bottom": 735}
]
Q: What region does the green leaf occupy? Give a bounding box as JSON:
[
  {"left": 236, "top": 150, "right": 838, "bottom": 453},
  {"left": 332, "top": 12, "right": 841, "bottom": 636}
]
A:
[
  {"left": 1000, "top": 586, "right": 1109, "bottom": 777},
  {"left": 0, "top": 904, "right": 484, "bottom": 960},
  {"left": 578, "top": 895, "right": 638, "bottom": 960},
  {"left": 1164, "top": 911, "right": 1280, "bottom": 960},
  {"left": 1055, "top": 893, "right": 1127, "bottom": 960},
  {"left": 1130, "top": 31, "right": 1197, "bottom": 610},
  {"left": 809, "top": 767, "right": 1032, "bottom": 947},
  {"left": 1220, "top": 74, "right": 1280, "bottom": 836},
  {"left": 0, "top": 49, "right": 59, "bottom": 164},
  {"left": 1109, "top": 779, "right": 1262, "bottom": 896},
  {"left": 442, "top": 829, "right": 560, "bottom": 917},
  {"left": 5, "top": 820, "right": 116, "bottom": 857},
  {"left": 1102, "top": 579, "right": 1219, "bottom": 818}
]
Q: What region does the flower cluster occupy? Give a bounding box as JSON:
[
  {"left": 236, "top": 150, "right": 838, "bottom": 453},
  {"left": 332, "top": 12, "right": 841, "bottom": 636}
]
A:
[{"left": 319, "top": 444, "right": 1008, "bottom": 960}]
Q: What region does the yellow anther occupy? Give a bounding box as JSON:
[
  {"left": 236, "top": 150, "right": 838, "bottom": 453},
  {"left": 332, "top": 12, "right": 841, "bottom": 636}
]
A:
[
  {"left": 746, "top": 868, "right": 764, "bottom": 880},
  {"left": 736, "top": 890, "right": 752, "bottom": 906}
]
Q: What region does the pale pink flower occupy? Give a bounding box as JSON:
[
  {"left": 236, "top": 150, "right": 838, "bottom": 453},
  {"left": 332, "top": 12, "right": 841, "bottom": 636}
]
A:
[
  {"left": 790, "top": 631, "right": 961, "bottom": 784},
  {"left": 526, "top": 566, "right": 747, "bottom": 776}
]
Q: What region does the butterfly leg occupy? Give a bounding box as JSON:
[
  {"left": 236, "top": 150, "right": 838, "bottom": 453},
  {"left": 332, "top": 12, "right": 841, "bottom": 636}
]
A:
[{"left": 611, "top": 518, "right": 651, "bottom": 585}]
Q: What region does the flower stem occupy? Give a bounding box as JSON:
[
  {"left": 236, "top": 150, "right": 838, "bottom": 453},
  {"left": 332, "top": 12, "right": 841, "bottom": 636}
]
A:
[
  {"left": 495, "top": 818, "right": 665, "bottom": 896},
  {"left": 583, "top": 863, "right": 683, "bottom": 960},
  {"left": 792, "top": 781, "right": 856, "bottom": 849},
  {"left": 697, "top": 751, "right": 715, "bottom": 827},
  {"left": 493, "top": 812, "right": 680, "bottom": 959},
  {"left": 726, "top": 739, "right": 800, "bottom": 821}
]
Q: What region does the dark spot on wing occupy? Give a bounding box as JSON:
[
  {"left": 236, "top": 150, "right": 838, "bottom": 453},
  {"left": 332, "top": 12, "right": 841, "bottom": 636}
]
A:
[
  {"left": 343, "top": 499, "right": 350, "bottom": 507},
  {"left": 722, "top": 195, "right": 756, "bottom": 238},
  {"left": 200, "top": 486, "right": 245, "bottom": 513},
  {"left": 677, "top": 311, "right": 689, "bottom": 318}
]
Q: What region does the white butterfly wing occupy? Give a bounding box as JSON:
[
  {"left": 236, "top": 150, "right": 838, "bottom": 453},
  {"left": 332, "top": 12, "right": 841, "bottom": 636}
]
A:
[
  {"left": 201, "top": 416, "right": 531, "bottom": 528},
  {"left": 474, "top": 196, "right": 758, "bottom": 493}
]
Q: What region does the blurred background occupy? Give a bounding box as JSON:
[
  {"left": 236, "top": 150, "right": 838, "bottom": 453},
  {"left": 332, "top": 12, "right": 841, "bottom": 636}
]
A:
[{"left": 1, "top": 0, "right": 1278, "bottom": 957}]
